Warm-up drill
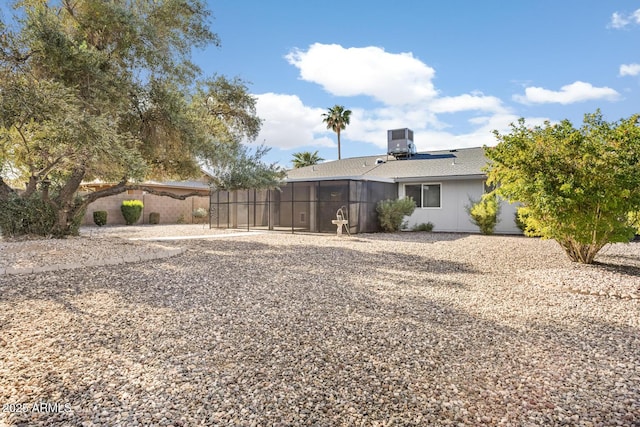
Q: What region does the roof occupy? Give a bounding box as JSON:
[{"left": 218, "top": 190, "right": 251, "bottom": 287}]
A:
[
  {"left": 286, "top": 147, "right": 488, "bottom": 183},
  {"left": 82, "top": 171, "right": 211, "bottom": 191},
  {"left": 82, "top": 180, "right": 210, "bottom": 191},
  {"left": 141, "top": 180, "right": 210, "bottom": 190}
]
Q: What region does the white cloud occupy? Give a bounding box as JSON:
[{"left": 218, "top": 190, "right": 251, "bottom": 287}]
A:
[
  {"left": 369, "top": 113, "right": 551, "bottom": 152},
  {"left": 285, "top": 43, "right": 437, "bottom": 105},
  {"left": 254, "top": 90, "right": 549, "bottom": 157},
  {"left": 344, "top": 106, "right": 442, "bottom": 150},
  {"left": 609, "top": 9, "right": 640, "bottom": 28},
  {"left": 429, "top": 93, "right": 507, "bottom": 114},
  {"left": 253, "top": 93, "right": 334, "bottom": 150},
  {"left": 251, "top": 44, "right": 561, "bottom": 160},
  {"left": 620, "top": 63, "right": 640, "bottom": 76},
  {"left": 610, "top": 12, "right": 630, "bottom": 29},
  {"left": 513, "top": 81, "right": 620, "bottom": 105}
]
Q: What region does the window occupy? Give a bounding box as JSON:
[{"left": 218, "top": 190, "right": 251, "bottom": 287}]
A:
[
  {"left": 404, "top": 183, "right": 441, "bottom": 208},
  {"left": 405, "top": 185, "right": 422, "bottom": 207},
  {"left": 422, "top": 184, "right": 441, "bottom": 208}
]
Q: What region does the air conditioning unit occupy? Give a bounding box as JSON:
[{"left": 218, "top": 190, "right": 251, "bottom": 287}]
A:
[{"left": 387, "top": 128, "right": 416, "bottom": 158}]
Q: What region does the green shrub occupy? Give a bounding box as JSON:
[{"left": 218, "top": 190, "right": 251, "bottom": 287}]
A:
[
  {"left": 121, "top": 200, "right": 144, "bottom": 225},
  {"left": 0, "top": 192, "right": 55, "bottom": 237},
  {"left": 515, "top": 206, "right": 542, "bottom": 237},
  {"left": 412, "top": 222, "right": 434, "bottom": 232},
  {"left": 176, "top": 214, "right": 186, "bottom": 224},
  {"left": 376, "top": 197, "right": 416, "bottom": 232},
  {"left": 149, "top": 212, "right": 160, "bottom": 224},
  {"left": 93, "top": 210, "right": 107, "bottom": 226},
  {"left": 0, "top": 192, "right": 84, "bottom": 238},
  {"left": 192, "top": 207, "right": 207, "bottom": 218},
  {"left": 514, "top": 209, "right": 526, "bottom": 233},
  {"left": 466, "top": 194, "right": 501, "bottom": 235},
  {"left": 192, "top": 207, "right": 208, "bottom": 223},
  {"left": 629, "top": 211, "right": 640, "bottom": 238}
]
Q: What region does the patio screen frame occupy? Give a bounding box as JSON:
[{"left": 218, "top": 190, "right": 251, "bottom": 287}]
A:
[{"left": 209, "top": 179, "right": 397, "bottom": 234}]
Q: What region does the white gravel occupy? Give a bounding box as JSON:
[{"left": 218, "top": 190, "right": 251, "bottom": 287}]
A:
[
  {"left": 0, "top": 226, "right": 639, "bottom": 426},
  {"left": 0, "top": 225, "right": 240, "bottom": 274}
]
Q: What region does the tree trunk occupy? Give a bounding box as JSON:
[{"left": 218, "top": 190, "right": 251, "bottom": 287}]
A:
[
  {"left": 558, "top": 238, "right": 605, "bottom": 264},
  {"left": 337, "top": 129, "right": 341, "bottom": 160},
  {"left": 24, "top": 175, "right": 39, "bottom": 198},
  {"left": 51, "top": 166, "right": 86, "bottom": 236}
]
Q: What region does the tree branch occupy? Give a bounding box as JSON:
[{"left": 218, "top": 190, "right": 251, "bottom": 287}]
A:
[
  {"left": 37, "top": 155, "right": 68, "bottom": 180},
  {"left": 83, "top": 181, "right": 208, "bottom": 205},
  {"left": 130, "top": 186, "right": 207, "bottom": 200},
  {"left": 82, "top": 178, "right": 128, "bottom": 205}
]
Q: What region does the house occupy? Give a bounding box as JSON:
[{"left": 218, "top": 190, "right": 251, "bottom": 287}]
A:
[
  {"left": 81, "top": 178, "right": 211, "bottom": 226},
  {"left": 209, "top": 129, "right": 521, "bottom": 234}
]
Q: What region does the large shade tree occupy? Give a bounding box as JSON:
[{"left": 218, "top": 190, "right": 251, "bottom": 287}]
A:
[
  {"left": 0, "top": 0, "right": 283, "bottom": 237},
  {"left": 321, "top": 105, "right": 351, "bottom": 160},
  {"left": 485, "top": 111, "right": 640, "bottom": 264}
]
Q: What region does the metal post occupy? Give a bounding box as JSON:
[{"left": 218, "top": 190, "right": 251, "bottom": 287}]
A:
[
  {"left": 210, "top": 190, "right": 213, "bottom": 229},
  {"left": 347, "top": 180, "right": 351, "bottom": 234},
  {"left": 291, "top": 183, "right": 295, "bottom": 234},
  {"left": 268, "top": 189, "right": 272, "bottom": 230}
]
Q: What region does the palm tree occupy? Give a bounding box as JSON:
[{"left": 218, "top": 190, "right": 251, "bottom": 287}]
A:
[
  {"left": 291, "top": 151, "right": 324, "bottom": 168},
  {"left": 322, "top": 105, "right": 352, "bottom": 160}
]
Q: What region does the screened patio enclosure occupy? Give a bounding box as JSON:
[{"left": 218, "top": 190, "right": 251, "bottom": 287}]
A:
[{"left": 209, "top": 179, "right": 397, "bottom": 234}]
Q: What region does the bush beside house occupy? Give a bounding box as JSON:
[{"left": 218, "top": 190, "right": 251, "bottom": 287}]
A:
[
  {"left": 93, "top": 211, "right": 107, "bottom": 226},
  {"left": 376, "top": 197, "right": 416, "bottom": 232},
  {"left": 149, "top": 212, "right": 160, "bottom": 224},
  {"left": 121, "top": 200, "right": 144, "bottom": 225},
  {"left": 467, "top": 194, "right": 501, "bottom": 235}
]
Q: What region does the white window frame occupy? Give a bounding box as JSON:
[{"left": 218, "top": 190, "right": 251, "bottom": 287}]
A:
[{"left": 404, "top": 182, "right": 442, "bottom": 209}]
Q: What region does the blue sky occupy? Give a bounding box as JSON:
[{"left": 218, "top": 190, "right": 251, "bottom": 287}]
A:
[
  {"left": 2, "top": 1, "right": 637, "bottom": 169},
  {"left": 199, "top": 1, "right": 640, "bottom": 168}
]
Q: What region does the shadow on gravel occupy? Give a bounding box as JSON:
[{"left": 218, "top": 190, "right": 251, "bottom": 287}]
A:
[
  {"left": 184, "top": 239, "right": 272, "bottom": 253},
  {"left": 355, "top": 231, "right": 469, "bottom": 243},
  {"left": 1, "top": 237, "right": 639, "bottom": 426},
  {"left": 592, "top": 261, "right": 640, "bottom": 278}
]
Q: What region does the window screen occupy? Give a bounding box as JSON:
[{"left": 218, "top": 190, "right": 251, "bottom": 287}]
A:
[
  {"left": 422, "top": 184, "right": 441, "bottom": 208},
  {"left": 405, "top": 185, "right": 422, "bottom": 207},
  {"left": 404, "top": 184, "right": 441, "bottom": 208}
]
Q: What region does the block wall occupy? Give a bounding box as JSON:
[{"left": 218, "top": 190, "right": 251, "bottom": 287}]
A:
[{"left": 82, "top": 190, "right": 209, "bottom": 225}]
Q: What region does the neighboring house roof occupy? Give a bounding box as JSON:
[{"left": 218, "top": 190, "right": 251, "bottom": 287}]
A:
[
  {"left": 142, "top": 180, "right": 210, "bottom": 190},
  {"left": 82, "top": 169, "right": 212, "bottom": 191},
  {"left": 286, "top": 147, "right": 487, "bottom": 183},
  {"left": 82, "top": 180, "right": 210, "bottom": 191}
]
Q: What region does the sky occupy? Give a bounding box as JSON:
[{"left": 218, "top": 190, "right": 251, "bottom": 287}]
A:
[
  {"left": 197, "top": 1, "right": 640, "bottom": 168},
  {"left": 1, "top": 1, "right": 637, "bottom": 169}
]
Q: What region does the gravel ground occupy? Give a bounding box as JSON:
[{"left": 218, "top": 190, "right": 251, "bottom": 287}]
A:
[
  {"left": 0, "top": 225, "right": 241, "bottom": 274},
  {"left": 0, "top": 227, "right": 639, "bottom": 426}
]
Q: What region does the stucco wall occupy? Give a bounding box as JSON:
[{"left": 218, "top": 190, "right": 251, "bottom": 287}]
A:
[
  {"left": 399, "top": 179, "right": 521, "bottom": 234},
  {"left": 82, "top": 189, "right": 209, "bottom": 225}
]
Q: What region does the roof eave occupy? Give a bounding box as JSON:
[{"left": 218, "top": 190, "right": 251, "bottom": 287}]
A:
[
  {"left": 284, "top": 175, "right": 396, "bottom": 184},
  {"left": 393, "top": 173, "right": 486, "bottom": 182}
]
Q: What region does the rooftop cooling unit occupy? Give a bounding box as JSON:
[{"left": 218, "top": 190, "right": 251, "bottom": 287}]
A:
[{"left": 387, "top": 128, "right": 416, "bottom": 158}]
